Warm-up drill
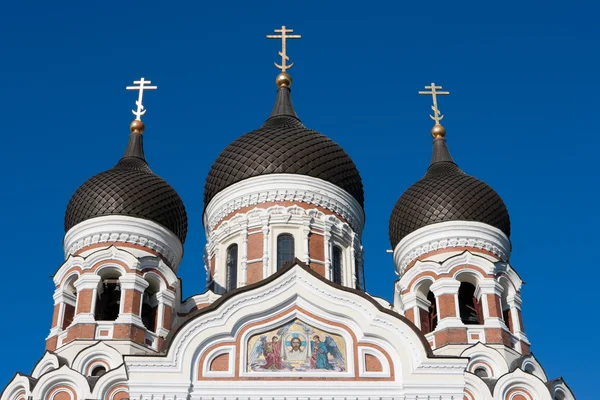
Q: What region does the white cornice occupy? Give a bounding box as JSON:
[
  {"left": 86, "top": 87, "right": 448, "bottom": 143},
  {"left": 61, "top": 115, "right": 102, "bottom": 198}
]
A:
[
  {"left": 393, "top": 221, "right": 511, "bottom": 276},
  {"left": 64, "top": 215, "right": 184, "bottom": 269},
  {"left": 204, "top": 174, "right": 365, "bottom": 234}
]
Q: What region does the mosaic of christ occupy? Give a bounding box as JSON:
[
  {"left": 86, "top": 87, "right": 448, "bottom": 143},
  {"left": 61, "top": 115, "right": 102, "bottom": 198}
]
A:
[{"left": 247, "top": 319, "right": 347, "bottom": 372}]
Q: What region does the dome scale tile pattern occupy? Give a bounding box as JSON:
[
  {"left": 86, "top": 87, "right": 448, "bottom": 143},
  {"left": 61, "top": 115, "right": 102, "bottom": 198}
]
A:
[
  {"left": 204, "top": 87, "right": 364, "bottom": 208},
  {"left": 64, "top": 133, "right": 188, "bottom": 243},
  {"left": 389, "top": 138, "right": 510, "bottom": 249}
]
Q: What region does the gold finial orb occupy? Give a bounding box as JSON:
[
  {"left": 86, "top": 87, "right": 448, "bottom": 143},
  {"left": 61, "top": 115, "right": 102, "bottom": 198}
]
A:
[
  {"left": 130, "top": 119, "right": 145, "bottom": 134},
  {"left": 276, "top": 72, "right": 292, "bottom": 88},
  {"left": 431, "top": 124, "right": 446, "bottom": 139}
]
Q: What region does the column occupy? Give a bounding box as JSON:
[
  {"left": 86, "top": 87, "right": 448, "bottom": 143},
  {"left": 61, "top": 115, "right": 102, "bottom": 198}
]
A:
[
  {"left": 507, "top": 293, "right": 524, "bottom": 334},
  {"left": 155, "top": 290, "right": 176, "bottom": 338},
  {"left": 115, "top": 275, "right": 149, "bottom": 328},
  {"left": 402, "top": 292, "right": 432, "bottom": 332},
  {"left": 323, "top": 221, "right": 332, "bottom": 280},
  {"left": 302, "top": 221, "right": 311, "bottom": 265},
  {"left": 72, "top": 274, "right": 101, "bottom": 325},
  {"left": 240, "top": 223, "right": 249, "bottom": 286},
  {"left": 261, "top": 216, "right": 270, "bottom": 277},
  {"left": 214, "top": 247, "right": 221, "bottom": 294},
  {"left": 430, "top": 279, "right": 462, "bottom": 329},
  {"left": 350, "top": 231, "right": 357, "bottom": 289},
  {"left": 48, "top": 288, "right": 77, "bottom": 336},
  {"left": 476, "top": 280, "right": 506, "bottom": 329}
]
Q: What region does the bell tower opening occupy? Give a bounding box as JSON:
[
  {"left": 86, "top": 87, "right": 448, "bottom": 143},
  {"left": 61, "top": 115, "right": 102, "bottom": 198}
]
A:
[
  {"left": 61, "top": 275, "right": 77, "bottom": 329},
  {"left": 95, "top": 270, "right": 122, "bottom": 322},
  {"left": 458, "top": 282, "right": 482, "bottom": 325},
  {"left": 141, "top": 277, "right": 160, "bottom": 333}
]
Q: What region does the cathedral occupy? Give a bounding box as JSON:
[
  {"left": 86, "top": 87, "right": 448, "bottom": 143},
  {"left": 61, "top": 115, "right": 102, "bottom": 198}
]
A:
[{"left": 0, "top": 27, "right": 575, "bottom": 400}]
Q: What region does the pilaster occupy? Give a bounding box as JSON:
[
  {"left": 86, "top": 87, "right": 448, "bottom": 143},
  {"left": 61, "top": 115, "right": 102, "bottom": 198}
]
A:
[
  {"left": 430, "top": 279, "right": 462, "bottom": 330},
  {"left": 72, "top": 274, "right": 101, "bottom": 325},
  {"left": 115, "top": 275, "right": 149, "bottom": 328}
]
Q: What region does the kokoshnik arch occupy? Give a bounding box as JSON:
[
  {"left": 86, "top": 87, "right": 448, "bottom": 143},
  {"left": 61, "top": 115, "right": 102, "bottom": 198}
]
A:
[{"left": 1, "top": 26, "right": 574, "bottom": 400}]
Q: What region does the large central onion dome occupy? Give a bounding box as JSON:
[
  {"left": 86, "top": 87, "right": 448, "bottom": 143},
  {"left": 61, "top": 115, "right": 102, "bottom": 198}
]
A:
[
  {"left": 389, "top": 126, "right": 510, "bottom": 249},
  {"left": 204, "top": 81, "right": 364, "bottom": 208},
  {"left": 65, "top": 122, "right": 188, "bottom": 243}
]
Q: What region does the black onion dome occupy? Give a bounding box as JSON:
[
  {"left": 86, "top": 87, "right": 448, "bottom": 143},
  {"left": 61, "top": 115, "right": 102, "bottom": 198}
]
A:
[
  {"left": 204, "top": 86, "right": 364, "bottom": 207},
  {"left": 65, "top": 130, "right": 188, "bottom": 243},
  {"left": 389, "top": 136, "right": 510, "bottom": 248}
]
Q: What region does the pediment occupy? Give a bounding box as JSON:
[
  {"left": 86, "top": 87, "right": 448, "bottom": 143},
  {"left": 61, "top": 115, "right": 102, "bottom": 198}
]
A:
[{"left": 124, "top": 262, "right": 467, "bottom": 398}]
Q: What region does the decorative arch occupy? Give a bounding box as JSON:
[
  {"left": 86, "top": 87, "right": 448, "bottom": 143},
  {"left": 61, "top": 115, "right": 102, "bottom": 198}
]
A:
[
  {"left": 464, "top": 372, "right": 494, "bottom": 400},
  {"left": 493, "top": 369, "right": 553, "bottom": 400},
  {"left": 71, "top": 342, "right": 122, "bottom": 376},
  {"left": 358, "top": 346, "right": 391, "bottom": 377},
  {"left": 31, "top": 352, "right": 65, "bottom": 379},
  {"left": 90, "top": 364, "right": 128, "bottom": 400},
  {"left": 46, "top": 386, "right": 76, "bottom": 400},
  {"left": 0, "top": 375, "right": 32, "bottom": 400},
  {"left": 461, "top": 343, "right": 509, "bottom": 378},
  {"left": 519, "top": 353, "right": 548, "bottom": 382},
  {"left": 31, "top": 365, "right": 91, "bottom": 400}
]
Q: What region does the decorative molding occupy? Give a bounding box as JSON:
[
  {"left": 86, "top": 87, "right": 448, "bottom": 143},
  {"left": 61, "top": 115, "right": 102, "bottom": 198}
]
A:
[
  {"left": 64, "top": 215, "right": 183, "bottom": 269},
  {"left": 393, "top": 221, "right": 511, "bottom": 276},
  {"left": 204, "top": 174, "right": 365, "bottom": 234}
]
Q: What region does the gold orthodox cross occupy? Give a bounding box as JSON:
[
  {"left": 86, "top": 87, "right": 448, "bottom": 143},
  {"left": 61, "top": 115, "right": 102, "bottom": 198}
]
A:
[
  {"left": 266, "top": 25, "right": 301, "bottom": 72},
  {"left": 126, "top": 78, "right": 157, "bottom": 121},
  {"left": 419, "top": 83, "right": 450, "bottom": 125}
]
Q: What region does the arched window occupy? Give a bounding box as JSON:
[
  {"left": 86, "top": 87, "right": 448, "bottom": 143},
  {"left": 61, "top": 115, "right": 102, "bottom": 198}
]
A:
[
  {"left": 226, "top": 244, "right": 238, "bottom": 291},
  {"left": 474, "top": 367, "right": 488, "bottom": 378},
  {"left": 500, "top": 278, "right": 513, "bottom": 331},
  {"left": 277, "top": 234, "right": 295, "bottom": 270},
  {"left": 95, "top": 274, "right": 121, "bottom": 322},
  {"left": 141, "top": 292, "right": 157, "bottom": 332},
  {"left": 332, "top": 246, "right": 343, "bottom": 284},
  {"left": 61, "top": 276, "right": 77, "bottom": 329},
  {"left": 458, "top": 282, "right": 483, "bottom": 325}
]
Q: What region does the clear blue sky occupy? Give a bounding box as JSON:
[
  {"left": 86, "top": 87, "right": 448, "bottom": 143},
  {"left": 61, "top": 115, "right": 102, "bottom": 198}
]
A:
[{"left": 0, "top": 1, "right": 595, "bottom": 397}]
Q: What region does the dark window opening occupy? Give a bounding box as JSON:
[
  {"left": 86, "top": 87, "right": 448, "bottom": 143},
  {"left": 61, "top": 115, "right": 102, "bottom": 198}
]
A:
[
  {"left": 458, "top": 282, "right": 483, "bottom": 325},
  {"left": 424, "top": 291, "right": 438, "bottom": 333},
  {"left": 554, "top": 392, "right": 566, "bottom": 400},
  {"left": 277, "top": 234, "right": 295, "bottom": 270},
  {"left": 141, "top": 289, "right": 158, "bottom": 332},
  {"left": 91, "top": 365, "right": 107, "bottom": 377},
  {"left": 62, "top": 305, "right": 75, "bottom": 329},
  {"left": 524, "top": 364, "right": 535, "bottom": 375},
  {"left": 332, "top": 246, "right": 343, "bottom": 284},
  {"left": 356, "top": 256, "right": 366, "bottom": 290},
  {"left": 502, "top": 308, "right": 512, "bottom": 331},
  {"left": 226, "top": 244, "right": 238, "bottom": 291},
  {"left": 474, "top": 367, "right": 488, "bottom": 378},
  {"left": 95, "top": 279, "right": 121, "bottom": 321}
]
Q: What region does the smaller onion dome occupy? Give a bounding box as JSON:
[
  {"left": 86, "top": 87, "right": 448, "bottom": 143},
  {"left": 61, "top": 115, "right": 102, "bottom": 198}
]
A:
[
  {"left": 64, "top": 121, "right": 188, "bottom": 243},
  {"left": 389, "top": 125, "right": 510, "bottom": 249}
]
